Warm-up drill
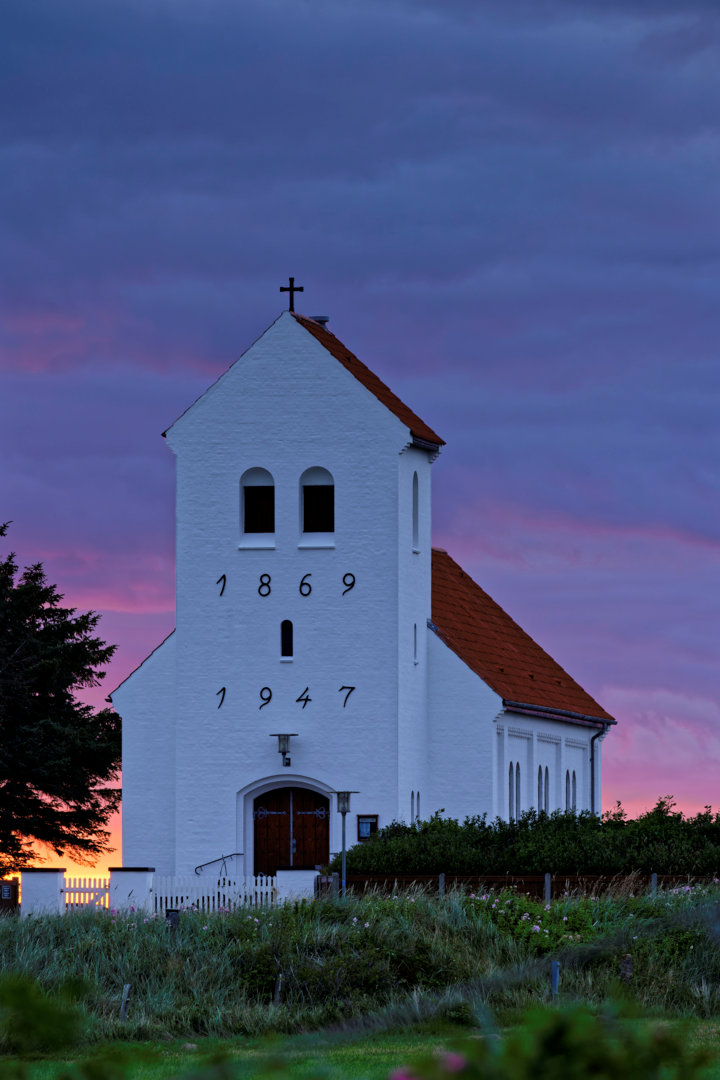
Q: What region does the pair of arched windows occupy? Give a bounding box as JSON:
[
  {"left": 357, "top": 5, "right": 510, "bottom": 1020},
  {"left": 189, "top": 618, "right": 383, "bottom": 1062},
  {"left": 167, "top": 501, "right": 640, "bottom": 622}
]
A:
[
  {"left": 565, "top": 769, "right": 577, "bottom": 811},
  {"left": 537, "top": 766, "right": 550, "bottom": 814},
  {"left": 241, "top": 467, "right": 334, "bottom": 537},
  {"left": 508, "top": 762, "right": 521, "bottom": 820}
]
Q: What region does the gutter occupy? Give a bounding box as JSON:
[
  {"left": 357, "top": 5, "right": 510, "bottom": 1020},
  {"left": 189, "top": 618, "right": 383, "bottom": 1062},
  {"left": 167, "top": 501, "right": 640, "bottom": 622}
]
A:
[
  {"left": 590, "top": 722, "right": 612, "bottom": 815},
  {"left": 502, "top": 699, "right": 616, "bottom": 729}
]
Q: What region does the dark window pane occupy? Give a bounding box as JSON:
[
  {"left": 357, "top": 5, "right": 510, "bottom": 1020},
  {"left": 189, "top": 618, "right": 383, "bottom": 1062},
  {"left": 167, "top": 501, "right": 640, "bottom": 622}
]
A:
[
  {"left": 303, "top": 485, "right": 334, "bottom": 532},
  {"left": 244, "top": 486, "right": 274, "bottom": 533},
  {"left": 281, "top": 620, "right": 293, "bottom": 657}
]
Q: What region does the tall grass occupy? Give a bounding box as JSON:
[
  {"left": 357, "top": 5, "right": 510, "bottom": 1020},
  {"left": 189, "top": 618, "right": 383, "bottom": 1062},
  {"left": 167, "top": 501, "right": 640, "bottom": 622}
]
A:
[{"left": 1, "top": 882, "right": 719, "bottom": 1046}]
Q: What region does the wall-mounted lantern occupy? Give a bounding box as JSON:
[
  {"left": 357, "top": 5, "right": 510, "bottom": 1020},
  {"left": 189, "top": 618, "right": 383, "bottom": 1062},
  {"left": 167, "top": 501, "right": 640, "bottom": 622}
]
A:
[{"left": 270, "top": 733, "right": 298, "bottom": 767}]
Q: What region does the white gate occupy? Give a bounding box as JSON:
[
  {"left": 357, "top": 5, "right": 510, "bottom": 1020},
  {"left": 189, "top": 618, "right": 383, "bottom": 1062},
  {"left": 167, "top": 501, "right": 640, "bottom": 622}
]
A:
[{"left": 64, "top": 876, "right": 110, "bottom": 909}]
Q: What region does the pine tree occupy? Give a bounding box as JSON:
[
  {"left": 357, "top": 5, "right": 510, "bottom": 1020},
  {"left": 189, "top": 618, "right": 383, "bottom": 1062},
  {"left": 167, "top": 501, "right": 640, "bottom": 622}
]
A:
[{"left": 0, "top": 523, "right": 120, "bottom": 873}]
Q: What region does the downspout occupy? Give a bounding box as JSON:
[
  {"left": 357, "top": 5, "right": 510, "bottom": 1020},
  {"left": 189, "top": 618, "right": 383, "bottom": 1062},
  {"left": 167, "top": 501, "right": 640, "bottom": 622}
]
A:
[{"left": 590, "top": 722, "right": 610, "bottom": 815}]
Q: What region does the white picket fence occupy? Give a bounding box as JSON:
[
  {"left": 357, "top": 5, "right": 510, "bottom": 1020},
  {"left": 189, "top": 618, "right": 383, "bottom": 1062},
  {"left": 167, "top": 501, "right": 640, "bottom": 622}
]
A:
[
  {"left": 152, "top": 875, "right": 277, "bottom": 913},
  {"left": 65, "top": 876, "right": 110, "bottom": 909}
]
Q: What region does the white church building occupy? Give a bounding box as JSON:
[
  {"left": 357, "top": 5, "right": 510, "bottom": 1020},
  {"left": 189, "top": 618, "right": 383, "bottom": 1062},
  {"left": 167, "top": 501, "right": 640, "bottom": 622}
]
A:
[{"left": 111, "top": 306, "right": 615, "bottom": 879}]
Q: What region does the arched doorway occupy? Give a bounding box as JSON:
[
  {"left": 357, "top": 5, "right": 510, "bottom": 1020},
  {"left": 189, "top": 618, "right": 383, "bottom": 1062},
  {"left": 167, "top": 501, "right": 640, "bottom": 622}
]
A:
[{"left": 253, "top": 787, "right": 329, "bottom": 876}]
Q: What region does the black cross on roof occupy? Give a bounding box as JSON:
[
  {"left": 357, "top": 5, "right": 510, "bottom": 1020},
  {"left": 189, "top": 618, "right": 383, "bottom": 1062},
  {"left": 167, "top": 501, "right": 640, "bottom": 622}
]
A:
[{"left": 280, "top": 276, "right": 304, "bottom": 312}]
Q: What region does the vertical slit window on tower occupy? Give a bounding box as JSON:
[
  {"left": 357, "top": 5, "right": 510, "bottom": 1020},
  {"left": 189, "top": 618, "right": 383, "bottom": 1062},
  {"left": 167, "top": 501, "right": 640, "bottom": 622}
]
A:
[
  {"left": 544, "top": 765, "right": 549, "bottom": 813},
  {"left": 281, "top": 620, "right": 293, "bottom": 658},
  {"left": 515, "top": 762, "right": 521, "bottom": 819},
  {"left": 412, "top": 471, "right": 419, "bottom": 549}
]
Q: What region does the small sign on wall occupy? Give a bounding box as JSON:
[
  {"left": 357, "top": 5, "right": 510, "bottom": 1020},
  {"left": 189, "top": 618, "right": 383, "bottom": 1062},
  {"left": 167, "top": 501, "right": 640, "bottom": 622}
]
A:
[{"left": 357, "top": 815, "right": 378, "bottom": 841}]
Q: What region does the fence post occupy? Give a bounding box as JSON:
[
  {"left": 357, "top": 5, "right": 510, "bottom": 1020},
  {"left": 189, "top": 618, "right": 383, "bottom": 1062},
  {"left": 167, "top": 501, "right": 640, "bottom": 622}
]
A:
[
  {"left": 551, "top": 959, "right": 560, "bottom": 997},
  {"left": 20, "top": 869, "right": 66, "bottom": 916},
  {"left": 544, "top": 873, "right": 552, "bottom": 904},
  {"left": 650, "top": 872, "right": 658, "bottom": 897},
  {"left": 109, "top": 868, "right": 155, "bottom": 913},
  {"left": 439, "top": 872, "right": 445, "bottom": 898},
  {"left": 331, "top": 872, "right": 340, "bottom": 900}
]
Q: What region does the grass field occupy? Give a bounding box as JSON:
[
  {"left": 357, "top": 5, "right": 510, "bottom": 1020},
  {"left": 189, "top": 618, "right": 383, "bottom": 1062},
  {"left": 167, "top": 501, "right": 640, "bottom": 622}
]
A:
[
  {"left": 12, "top": 1020, "right": 720, "bottom": 1080},
  {"left": 3, "top": 882, "right": 720, "bottom": 1078}
]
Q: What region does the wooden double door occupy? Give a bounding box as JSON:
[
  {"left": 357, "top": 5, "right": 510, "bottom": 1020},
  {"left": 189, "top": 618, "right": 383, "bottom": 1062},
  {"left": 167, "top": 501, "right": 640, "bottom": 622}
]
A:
[{"left": 253, "top": 787, "right": 329, "bottom": 876}]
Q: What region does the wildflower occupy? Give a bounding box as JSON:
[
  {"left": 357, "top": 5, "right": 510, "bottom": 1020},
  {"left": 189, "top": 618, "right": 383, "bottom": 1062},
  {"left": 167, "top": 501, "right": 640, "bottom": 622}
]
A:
[
  {"left": 437, "top": 1050, "right": 467, "bottom": 1073},
  {"left": 364, "top": 922, "right": 370, "bottom": 928},
  {"left": 532, "top": 925, "right": 540, "bottom": 932},
  {"left": 470, "top": 894, "right": 475, "bottom": 899},
  {"left": 353, "top": 917, "right": 358, "bottom": 924},
  {"left": 203, "top": 925, "right": 208, "bottom": 931},
  {"left": 390, "top": 1070, "right": 419, "bottom": 1080},
  {"left": 562, "top": 916, "right": 568, "bottom": 922},
  {"left": 544, "top": 904, "right": 551, "bottom": 911}
]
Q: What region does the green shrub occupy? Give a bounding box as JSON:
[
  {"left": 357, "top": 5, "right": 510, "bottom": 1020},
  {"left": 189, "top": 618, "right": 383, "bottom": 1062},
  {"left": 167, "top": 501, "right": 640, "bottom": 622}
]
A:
[{"left": 332, "top": 798, "right": 720, "bottom": 876}]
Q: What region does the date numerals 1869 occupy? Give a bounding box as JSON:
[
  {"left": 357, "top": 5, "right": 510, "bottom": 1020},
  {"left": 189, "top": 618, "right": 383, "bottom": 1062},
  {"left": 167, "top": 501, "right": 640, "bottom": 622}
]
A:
[{"left": 256, "top": 572, "right": 355, "bottom": 597}]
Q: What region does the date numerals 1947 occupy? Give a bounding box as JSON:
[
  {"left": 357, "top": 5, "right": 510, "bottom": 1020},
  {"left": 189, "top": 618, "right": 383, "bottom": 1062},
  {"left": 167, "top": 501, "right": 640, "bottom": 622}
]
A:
[{"left": 257, "top": 685, "right": 355, "bottom": 710}]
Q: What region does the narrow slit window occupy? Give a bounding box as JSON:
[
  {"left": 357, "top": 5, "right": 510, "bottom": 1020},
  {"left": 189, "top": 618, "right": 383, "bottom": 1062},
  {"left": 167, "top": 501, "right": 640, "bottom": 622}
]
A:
[
  {"left": 412, "top": 471, "right": 419, "bottom": 549},
  {"left": 416, "top": 790, "right": 420, "bottom": 820},
  {"left": 509, "top": 762, "right": 514, "bottom": 820},
  {"left": 538, "top": 765, "right": 543, "bottom": 810},
  {"left": 300, "top": 467, "right": 334, "bottom": 533},
  {"left": 241, "top": 468, "right": 275, "bottom": 534},
  {"left": 565, "top": 770, "right": 571, "bottom": 811},
  {"left": 544, "top": 766, "right": 549, "bottom": 813},
  {"left": 413, "top": 622, "right": 418, "bottom": 663},
  {"left": 281, "top": 620, "right": 293, "bottom": 658},
  {"left": 411, "top": 790, "right": 415, "bottom": 821},
  {"left": 515, "top": 762, "right": 521, "bottom": 819},
  {"left": 572, "top": 769, "right": 577, "bottom": 811}
]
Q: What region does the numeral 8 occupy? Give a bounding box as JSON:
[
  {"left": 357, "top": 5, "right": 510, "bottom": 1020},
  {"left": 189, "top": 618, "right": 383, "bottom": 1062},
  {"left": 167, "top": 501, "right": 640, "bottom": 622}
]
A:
[{"left": 258, "top": 574, "right": 271, "bottom": 597}]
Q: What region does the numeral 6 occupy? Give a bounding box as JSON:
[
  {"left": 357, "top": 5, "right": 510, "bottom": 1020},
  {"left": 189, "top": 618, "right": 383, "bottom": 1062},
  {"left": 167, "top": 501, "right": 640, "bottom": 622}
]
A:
[{"left": 299, "top": 573, "right": 312, "bottom": 597}]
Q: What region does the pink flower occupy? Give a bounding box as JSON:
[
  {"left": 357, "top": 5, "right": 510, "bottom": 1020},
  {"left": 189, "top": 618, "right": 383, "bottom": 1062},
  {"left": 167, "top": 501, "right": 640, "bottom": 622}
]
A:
[
  {"left": 390, "top": 1070, "right": 419, "bottom": 1080},
  {"left": 441, "top": 1051, "right": 467, "bottom": 1073},
  {"left": 532, "top": 925, "right": 540, "bottom": 932}
]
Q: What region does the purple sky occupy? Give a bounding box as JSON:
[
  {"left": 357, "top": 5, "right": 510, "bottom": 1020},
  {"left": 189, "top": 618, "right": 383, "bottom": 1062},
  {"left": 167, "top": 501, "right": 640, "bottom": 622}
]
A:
[{"left": 2, "top": 0, "right": 719, "bottom": 867}]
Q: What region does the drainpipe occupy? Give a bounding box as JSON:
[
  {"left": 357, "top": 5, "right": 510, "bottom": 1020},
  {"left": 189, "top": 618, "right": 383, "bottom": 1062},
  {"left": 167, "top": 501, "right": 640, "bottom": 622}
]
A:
[{"left": 590, "top": 723, "right": 610, "bottom": 815}]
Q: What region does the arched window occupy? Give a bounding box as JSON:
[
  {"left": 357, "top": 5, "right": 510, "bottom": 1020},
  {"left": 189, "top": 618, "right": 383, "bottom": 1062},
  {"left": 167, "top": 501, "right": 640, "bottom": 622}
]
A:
[
  {"left": 241, "top": 468, "right": 274, "bottom": 535},
  {"left": 300, "top": 467, "right": 334, "bottom": 533},
  {"left": 544, "top": 766, "right": 549, "bottom": 813},
  {"left": 565, "top": 770, "right": 571, "bottom": 811},
  {"left": 538, "top": 765, "right": 543, "bottom": 810},
  {"left": 515, "top": 762, "right": 521, "bottom": 820},
  {"left": 412, "top": 471, "right": 419, "bottom": 549},
  {"left": 572, "top": 770, "right": 577, "bottom": 811},
  {"left": 508, "top": 762, "right": 514, "bottom": 820},
  {"left": 411, "top": 790, "right": 415, "bottom": 821},
  {"left": 281, "top": 620, "right": 293, "bottom": 658}
]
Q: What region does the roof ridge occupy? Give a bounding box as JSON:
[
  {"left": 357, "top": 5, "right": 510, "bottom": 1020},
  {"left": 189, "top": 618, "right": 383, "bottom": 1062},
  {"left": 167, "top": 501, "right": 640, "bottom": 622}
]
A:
[{"left": 293, "top": 313, "right": 444, "bottom": 447}]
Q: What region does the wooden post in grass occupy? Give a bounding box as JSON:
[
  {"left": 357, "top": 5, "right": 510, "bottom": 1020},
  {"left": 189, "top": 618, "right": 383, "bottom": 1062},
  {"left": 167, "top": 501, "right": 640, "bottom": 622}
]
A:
[
  {"left": 621, "top": 954, "right": 632, "bottom": 983},
  {"left": 439, "top": 872, "right": 445, "bottom": 897},
  {"left": 119, "top": 984, "right": 131, "bottom": 1020},
  {"left": 544, "top": 873, "right": 552, "bottom": 903},
  {"left": 331, "top": 872, "right": 339, "bottom": 899},
  {"left": 650, "top": 872, "right": 658, "bottom": 897},
  {"left": 551, "top": 960, "right": 560, "bottom": 998}
]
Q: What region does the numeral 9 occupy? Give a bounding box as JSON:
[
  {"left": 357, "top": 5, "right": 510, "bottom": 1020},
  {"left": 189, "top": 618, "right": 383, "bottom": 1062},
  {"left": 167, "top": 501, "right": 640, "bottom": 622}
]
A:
[
  {"left": 342, "top": 572, "right": 355, "bottom": 595},
  {"left": 259, "top": 687, "right": 272, "bottom": 710}
]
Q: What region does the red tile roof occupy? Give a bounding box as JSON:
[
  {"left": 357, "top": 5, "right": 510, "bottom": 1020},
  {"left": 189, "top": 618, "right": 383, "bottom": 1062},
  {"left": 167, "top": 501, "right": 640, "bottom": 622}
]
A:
[
  {"left": 293, "top": 314, "right": 444, "bottom": 447},
  {"left": 431, "top": 548, "right": 614, "bottom": 723}
]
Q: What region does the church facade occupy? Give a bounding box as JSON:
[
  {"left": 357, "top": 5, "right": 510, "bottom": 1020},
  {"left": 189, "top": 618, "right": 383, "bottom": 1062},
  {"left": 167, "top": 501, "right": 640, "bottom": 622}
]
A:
[{"left": 111, "top": 310, "right": 615, "bottom": 878}]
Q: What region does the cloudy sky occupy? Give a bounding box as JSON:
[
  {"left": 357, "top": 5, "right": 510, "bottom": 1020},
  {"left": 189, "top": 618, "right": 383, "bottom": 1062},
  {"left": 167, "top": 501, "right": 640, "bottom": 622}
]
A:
[{"left": 2, "top": 0, "right": 718, "bottom": 870}]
